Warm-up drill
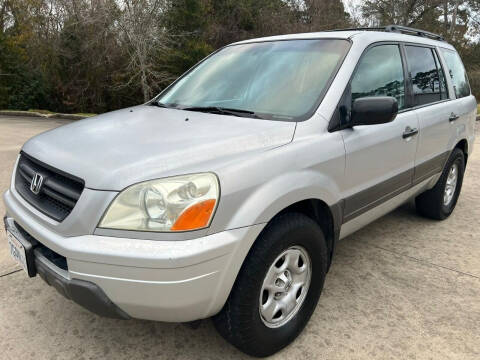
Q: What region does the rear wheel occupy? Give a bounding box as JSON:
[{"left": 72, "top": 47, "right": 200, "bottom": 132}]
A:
[
  {"left": 213, "top": 213, "right": 328, "bottom": 357},
  {"left": 415, "top": 148, "right": 465, "bottom": 220}
]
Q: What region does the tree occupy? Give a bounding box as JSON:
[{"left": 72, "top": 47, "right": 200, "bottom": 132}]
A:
[
  {"left": 2, "top": 0, "right": 479, "bottom": 113},
  {"left": 117, "top": 0, "right": 172, "bottom": 102},
  {"left": 360, "top": 0, "right": 441, "bottom": 27},
  {"left": 301, "top": 0, "right": 351, "bottom": 31},
  {"left": 359, "top": 0, "right": 474, "bottom": 42},
  {"left": 0, "top": 0, "right": 52, "bottom": 110},
  {"left": 359, "top": 0, "right": 480, "bottom": 98},
  {"left": 163, "top": 0, "right": 213, "bottom": 76}
]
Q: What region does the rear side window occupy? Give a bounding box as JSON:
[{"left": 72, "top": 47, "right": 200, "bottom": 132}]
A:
[
  {"left": 441, "top": 49, "right": 471, "bottom": 98},
  {"left": 405, "top": 46, "right": 447, "bottom": 106},
  {"left": 351, "top": 44, "right": 405, "bottom": 110}
]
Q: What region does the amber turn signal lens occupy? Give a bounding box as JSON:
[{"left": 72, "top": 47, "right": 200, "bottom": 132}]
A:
[{"left": 171, "top": 199, "right": 216, "bottom": 231}]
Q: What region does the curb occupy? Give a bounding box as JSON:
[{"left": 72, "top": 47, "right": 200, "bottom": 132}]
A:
[
  {"left": 0, "top": 110, "right": 90, "bottom": 120},
  {"left": 0, "top": 110, "right": 49, "bottom": 118},
  {"left": 49, "top": 113, "right": 89, "bottom": 120}
]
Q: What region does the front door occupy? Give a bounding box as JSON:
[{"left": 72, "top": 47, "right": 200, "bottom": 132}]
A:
[{"left": 341, "top": 43, "right": 419, "bottom": 222}]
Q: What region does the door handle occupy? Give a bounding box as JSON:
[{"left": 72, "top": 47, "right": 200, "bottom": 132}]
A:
[
  {"left": 402, "top": 126, "right": 418, "bottom": 139},
  {"left": 449, "top": 113, "right": 459, "bottom": 122}
]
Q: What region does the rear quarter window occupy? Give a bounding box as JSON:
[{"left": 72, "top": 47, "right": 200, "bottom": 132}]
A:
[{"left": 440, "top": 49, "right": 471, "bottom": 98}]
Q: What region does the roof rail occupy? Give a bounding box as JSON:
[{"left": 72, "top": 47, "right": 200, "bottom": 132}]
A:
[
  {"left": 384, "top": 25, "right": 445, "bottom": 41},
  {"left": 325, "top": 27, "right": 385, "bottom": 33},
  {"left": 326, "top": 25, "right": 445, "bottom": 42}
]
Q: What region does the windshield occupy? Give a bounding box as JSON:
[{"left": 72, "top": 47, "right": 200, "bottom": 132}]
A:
[{"left": 156, "top": 39, "right": 350, "bottom": 121}]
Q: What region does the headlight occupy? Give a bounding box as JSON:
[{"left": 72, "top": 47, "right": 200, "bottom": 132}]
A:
[{"left": 99, "top": 173, "right": 219, "bottom": 232}]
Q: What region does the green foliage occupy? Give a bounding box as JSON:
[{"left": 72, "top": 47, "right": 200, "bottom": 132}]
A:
[
  {"left": 164, "top": 0, "right": 213, "bottom": 76},
  {"left": 166, "top": 39, "right": 213, "bottom": 76},
  {"left": 167, "top": 0, "right": 207, "bottom": 33},
  {"left": 0, "top": 32, "right": 50, "bottom": 110}
]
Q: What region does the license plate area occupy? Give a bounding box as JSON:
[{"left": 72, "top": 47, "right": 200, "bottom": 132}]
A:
[{"left": 6, "top": 227, "right": 36, "bottom": 277}]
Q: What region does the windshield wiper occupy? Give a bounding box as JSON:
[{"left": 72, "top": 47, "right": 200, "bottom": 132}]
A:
[
  {"left": 181, "top": 106, "right": 263, "bottom": 119},
  {"left": 150, "top": 101, "right": 177, "bottom": 109}
]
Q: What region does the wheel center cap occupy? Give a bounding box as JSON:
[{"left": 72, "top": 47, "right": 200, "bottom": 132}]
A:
[{"left": 275, "top": 270, "right": 293, "bottom": 291}]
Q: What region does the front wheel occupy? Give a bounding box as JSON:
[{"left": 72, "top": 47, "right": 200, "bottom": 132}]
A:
[{"left": 213, "top": 213, "right": 328, "bottom": 357}]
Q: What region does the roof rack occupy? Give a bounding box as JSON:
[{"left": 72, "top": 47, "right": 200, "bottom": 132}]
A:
[
  {"left": 326, "top": 25, "right": 445, "bottom": 42},
  {"left": 384, "top": 25, "right": 445, "bottom": 41}
]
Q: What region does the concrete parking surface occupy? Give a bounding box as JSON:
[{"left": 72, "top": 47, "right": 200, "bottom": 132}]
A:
[{"left": 0, "top": 115, "right": 479, "bottom": 359}]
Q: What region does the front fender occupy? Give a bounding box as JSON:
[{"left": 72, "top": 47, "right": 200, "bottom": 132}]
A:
[
  {"left": 226, "top": 170, "right": 341, "bottom": 230},
  {"left": 208, "top": 130, "right": 346, "bottom": 234}
]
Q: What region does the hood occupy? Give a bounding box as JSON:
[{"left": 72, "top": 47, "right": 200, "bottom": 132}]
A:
[{"left": 22, "top": 105, "right": 296, "bottom": 190}]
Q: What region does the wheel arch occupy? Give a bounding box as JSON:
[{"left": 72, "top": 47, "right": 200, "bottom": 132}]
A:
[
  {"left": 209, "top": 196, "right": 342, "bottom": 317},
  {"left": 454, "top": 138, "right": 469, "bottom": 165},
  {"left": 274, "top": 198, "right": 342, "bottom": 270}
]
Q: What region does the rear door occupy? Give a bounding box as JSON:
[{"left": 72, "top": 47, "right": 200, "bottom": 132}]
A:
[
  {"left": 405, "top": 45, "right": 452, "bottom": 184},
  {"left": 341, "top": 43, "right": 419, "bottom": 222},
  {"left": 438, "top": 48, "right": 477, "bottom": 150}
]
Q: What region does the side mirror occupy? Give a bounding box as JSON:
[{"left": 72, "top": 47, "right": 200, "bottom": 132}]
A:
[{"left": 351, "top": 96, "right": 398, "bottom": 126}]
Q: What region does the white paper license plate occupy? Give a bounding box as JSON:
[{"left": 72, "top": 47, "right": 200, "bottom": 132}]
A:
[{"left": 7, "top": 230, "right": 28, "bottom": 273}]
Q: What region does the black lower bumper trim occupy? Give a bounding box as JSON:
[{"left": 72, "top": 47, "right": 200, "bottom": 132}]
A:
[
  {"left": 35, "top": 257, "right": 130, "bottom": 319},
  {"left": 4, "top": 215, "right": 130, "bottom": 320}
]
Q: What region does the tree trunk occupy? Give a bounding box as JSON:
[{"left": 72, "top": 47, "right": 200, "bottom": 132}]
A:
[
  {"left": 141, "top": 69, "right": 149, "bottom": 103},
  {"left": 139, "top": 50, "right": 150, "bottom": 102},
  {"left": 443, "top": 0, "right": 448, "bottom": 35},
  {"left": 450, "top": 0, "right": 460, "bottom": 38},
  {"left": 0, "top": 1, "right": 5, "bottom": 34}
]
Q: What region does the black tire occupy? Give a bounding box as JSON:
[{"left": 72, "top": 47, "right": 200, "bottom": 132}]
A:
[
  {"left": 415, "top": 148, "right": 465, "bottom": 220},
  {"left": 213, "top": 213, "right": 328, "bottom": 357}
]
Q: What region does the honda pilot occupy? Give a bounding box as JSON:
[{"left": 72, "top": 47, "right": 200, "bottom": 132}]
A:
[{"left": 3, "top": 25, "right": 476, "bottom": 356}]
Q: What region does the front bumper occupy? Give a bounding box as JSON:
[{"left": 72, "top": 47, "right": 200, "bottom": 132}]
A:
[{"left": 3, "top": 189, "right": 265, "bottom": 322}]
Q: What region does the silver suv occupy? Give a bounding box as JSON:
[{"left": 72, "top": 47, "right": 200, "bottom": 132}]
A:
[{"left": 3, "top": 26, "right": 476, "bottom": 356}]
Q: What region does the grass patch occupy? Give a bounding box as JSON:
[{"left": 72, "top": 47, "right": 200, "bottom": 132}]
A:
[
  {"left": 28, "top": 109, "right": 55, "bottom": 114},
  {"left": 29, "top": 109, "right": 96, "bottom": 117},
  {"left": 73, "top": 113, "right": 96, "bottom": 117},
  {"left": 1, "top": 109, "right": 97, "bottom": 118}
]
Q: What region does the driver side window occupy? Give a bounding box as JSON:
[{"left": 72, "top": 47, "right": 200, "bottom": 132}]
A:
[{"left": 351, "top": 45, "right": 406, "bottom": 110}]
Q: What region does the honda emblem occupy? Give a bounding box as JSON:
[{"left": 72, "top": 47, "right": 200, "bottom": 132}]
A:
[{"left": 30, "top": 173, "right": 44, "bottom": 194}]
